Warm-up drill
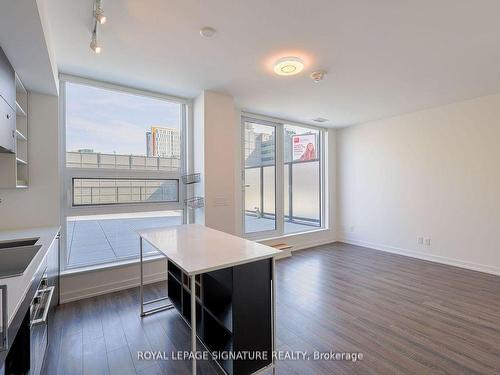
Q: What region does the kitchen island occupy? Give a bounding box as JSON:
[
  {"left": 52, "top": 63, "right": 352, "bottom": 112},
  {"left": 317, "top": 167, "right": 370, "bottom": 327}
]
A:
[{"left": 138, "top": 224, "right": 281, "bottom": 375}]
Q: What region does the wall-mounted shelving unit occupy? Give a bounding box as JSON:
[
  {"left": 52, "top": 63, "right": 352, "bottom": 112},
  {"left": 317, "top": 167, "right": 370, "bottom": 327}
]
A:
[
  {"left": 167, "top": 259, "right": 272, "bottom": 375},
  {"left": 0, "top": 74, "right": 28, "bottom": 188},
  {"left": 182, "top": 172, "right": 204, "bottom": 210}
]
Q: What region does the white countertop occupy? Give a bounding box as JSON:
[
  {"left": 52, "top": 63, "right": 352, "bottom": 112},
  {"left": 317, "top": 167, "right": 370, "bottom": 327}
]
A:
[
  {"left": 0, "top": 226, "right": 60, "bottom": 326},
  {"left": 138, "top": 224, "right": 281, "bottom": 275}
]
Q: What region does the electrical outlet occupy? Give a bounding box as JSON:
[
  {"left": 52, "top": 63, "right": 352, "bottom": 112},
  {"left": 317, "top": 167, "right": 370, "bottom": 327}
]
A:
[
  {"left": 418, "top": 237, "right": 424, "bottom": 245},
  {"left": 425, "top": 238, "right": 431, "bottom": 246}
]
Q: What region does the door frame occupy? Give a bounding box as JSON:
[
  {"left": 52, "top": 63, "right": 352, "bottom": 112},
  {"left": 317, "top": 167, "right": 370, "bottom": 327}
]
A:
[
  {"left": 241, "top": 116, "right": 284, "bottom": 240},
  {"left": 241, "top": 113, "right": 326, "bottom": 240}
]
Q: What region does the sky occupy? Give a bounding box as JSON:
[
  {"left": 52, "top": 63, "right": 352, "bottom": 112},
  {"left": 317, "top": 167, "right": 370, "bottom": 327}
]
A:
[{"left": 66, "top": 82, "right": 181, "bottom": 156}]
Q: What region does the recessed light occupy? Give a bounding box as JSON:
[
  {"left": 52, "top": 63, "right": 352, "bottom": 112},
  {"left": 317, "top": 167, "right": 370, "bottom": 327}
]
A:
[
  {"left": 273, "top": 57, "right": 304, "bottom": 76},
  {"left": 313, "top": 117, "right": 329, "bottom": 123},
  {"left": 200, "top": 27, "right": 216, "bottom": 38}
]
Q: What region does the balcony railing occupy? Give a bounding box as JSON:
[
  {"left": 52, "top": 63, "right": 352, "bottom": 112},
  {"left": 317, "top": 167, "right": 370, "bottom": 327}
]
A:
[
  {"left": 66, "top": 151, "right": 181, "bottom": 171},
  {"left": 72, "top": 178, "right": 179, "bottom": 206}
]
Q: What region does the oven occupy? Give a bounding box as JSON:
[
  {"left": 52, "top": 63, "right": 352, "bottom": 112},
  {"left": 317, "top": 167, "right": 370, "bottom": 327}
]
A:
[{"left": 29, "top": 268, "right": 54, "bottom": 375}]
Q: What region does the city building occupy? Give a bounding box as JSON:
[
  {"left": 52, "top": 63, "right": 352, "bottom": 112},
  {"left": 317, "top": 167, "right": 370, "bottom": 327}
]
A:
[{"left": 146, "top": 126, "right": 181, "bottom": 158}]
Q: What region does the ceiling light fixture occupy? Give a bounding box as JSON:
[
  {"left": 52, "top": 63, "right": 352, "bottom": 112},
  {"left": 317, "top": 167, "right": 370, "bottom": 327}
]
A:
[
  {"left": 313, "top": 117, "right": 329, "bottom": 123},
  {"left": 200, "top": 27, "right": 216, "bottom": 38},
  {"left": 90, "top": 0, "right": 105, "bottom": 54},
  {"left": 95, "top": 9, "right": 107, "bottom": 24},
  {"left": 273, "top": 57, "right": 304, "bottom": 76},
  {"left": 94, "top": 0, "right": 107, "bottom": 24},
  {"left": 90, "top": 31, "right": 101, "bottom": 54},
  {"left": 310, "top": 70, "right": 327, "bottom": 82}
]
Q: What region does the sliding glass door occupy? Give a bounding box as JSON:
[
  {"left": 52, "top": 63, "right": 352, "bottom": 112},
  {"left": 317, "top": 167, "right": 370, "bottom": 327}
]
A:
[
  {"left": 242, "top": 116, "right": 324, "bottom": 239},
  {"left": 242, "top": 119, "right": 283, "bottom": 237}
]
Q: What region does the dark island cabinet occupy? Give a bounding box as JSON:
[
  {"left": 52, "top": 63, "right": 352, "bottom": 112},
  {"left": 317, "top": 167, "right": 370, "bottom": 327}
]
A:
[{"left": 167, "top": 259, "right": 273, "bottom": 375}]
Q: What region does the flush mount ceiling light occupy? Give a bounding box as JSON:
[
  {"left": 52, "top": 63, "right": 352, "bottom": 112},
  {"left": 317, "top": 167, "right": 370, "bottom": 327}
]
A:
[
  {"left": 273, "top": 57, "right": 304, "bottom": 76},
  {"left": 200, "top": 26, "right": 216, "bottom": 38}
]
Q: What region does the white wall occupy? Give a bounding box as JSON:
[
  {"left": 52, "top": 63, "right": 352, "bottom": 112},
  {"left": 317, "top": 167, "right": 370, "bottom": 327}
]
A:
[
  {"left": 60, "top": 258, "right": 167, "bottom": 303},
  {"left": 193, "top": 91, "right": 238, "bottom": 234},
  {"left": 193, "top": 94, "right": 205, "bottom": 225},
  {"left": 337, "top": 93, "right": 500, "bottom": 275},
  {"left": 0, "top": 93, "right": 60, "bottom": 229}
]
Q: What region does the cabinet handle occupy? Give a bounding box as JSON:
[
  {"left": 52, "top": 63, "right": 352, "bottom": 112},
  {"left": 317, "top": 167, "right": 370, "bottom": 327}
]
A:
[
  {"left": 6, "top": 114, "right": 11, "bottom": 119},
  {"left": 0, "top": 285, "right": 8, "bottom": 351},
  {"left": 31, "top": 286, "right": 55, "bottom": 327}
]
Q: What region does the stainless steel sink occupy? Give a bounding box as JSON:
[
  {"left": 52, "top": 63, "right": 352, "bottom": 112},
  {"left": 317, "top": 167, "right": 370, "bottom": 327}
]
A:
[
  {"left": 0, "top": 238, "right": 41, "bottom": 279},
  {"left": 0, "top": 238, "right": 39, "bottom": 249}
]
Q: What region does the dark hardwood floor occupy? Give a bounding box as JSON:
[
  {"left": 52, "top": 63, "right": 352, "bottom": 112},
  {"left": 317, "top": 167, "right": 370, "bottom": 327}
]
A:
[{"left": 43, "top": 242, "right": 500, "bottom": 375}]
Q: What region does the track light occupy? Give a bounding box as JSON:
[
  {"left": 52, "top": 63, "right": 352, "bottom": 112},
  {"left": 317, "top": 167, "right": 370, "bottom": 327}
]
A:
[
  {"left": 95, "top": 8, "right": 107, "bottom": 24},
  {"left": 90, "top": 0, "right": 105, "bottom": 53},
  {"left": 90, "top": 32, "right": 101, "bottom": 54}
]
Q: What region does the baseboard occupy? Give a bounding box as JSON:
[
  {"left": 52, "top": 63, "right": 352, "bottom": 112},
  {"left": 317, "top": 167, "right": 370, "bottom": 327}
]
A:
[
  {"left": 60, "top": 271, "right": 167, "bottom": 304},
  {"left": 290, "top": 238, "right": 337, "bottom": 252},
  {"left": 339, "top": 237, "right": 500, "bottom": 276}
]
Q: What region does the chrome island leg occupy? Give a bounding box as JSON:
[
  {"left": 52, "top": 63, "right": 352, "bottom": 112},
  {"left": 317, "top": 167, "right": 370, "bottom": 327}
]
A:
[
  {"left": 272, "top": 257, "right": 277, "bottom": 374},
  {"left": 140, "top": 236, "right": 144, "bottom": 316},
  {"left": 139, "top": 236, "right": 174, "bottom": 317},
  {"left": 191, "top": 274, "right": 196, "bottom": 374}
]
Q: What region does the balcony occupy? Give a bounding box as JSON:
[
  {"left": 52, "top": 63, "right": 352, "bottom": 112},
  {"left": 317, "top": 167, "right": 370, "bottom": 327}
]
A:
[{"left": 66, "top": 211, "right": 182, "bottom": 269}]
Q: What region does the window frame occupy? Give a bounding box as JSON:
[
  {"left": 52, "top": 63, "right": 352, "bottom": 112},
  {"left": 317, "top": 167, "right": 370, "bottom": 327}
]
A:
[
  {"left": 241, "top": 112, "right": 326, "bottom": 240},
  {"left": 59, "top": 74, "right": 190, "bottom": 271}
]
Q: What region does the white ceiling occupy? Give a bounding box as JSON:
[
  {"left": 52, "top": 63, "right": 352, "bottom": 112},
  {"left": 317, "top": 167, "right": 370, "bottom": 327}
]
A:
[
  {"left": 45, "top": 0, "right": 500, "bottom": 127},
  {"left": 0, "top": 0, "right": 58, "bottom": 95}
]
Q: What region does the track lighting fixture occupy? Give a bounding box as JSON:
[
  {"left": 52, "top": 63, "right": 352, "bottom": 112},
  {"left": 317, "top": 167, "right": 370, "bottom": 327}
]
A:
[
  {"left": 90, "top": 0, "right": 106, "bottom": 53},
  {"left": 93, "top": 0, "right": 107, "bottom": 24},
  {"left": 95, "top": 8, "right": 107, "bottom": 24},
  {"left": 90, "top": 31, "right": 101, "bottom": 54}
]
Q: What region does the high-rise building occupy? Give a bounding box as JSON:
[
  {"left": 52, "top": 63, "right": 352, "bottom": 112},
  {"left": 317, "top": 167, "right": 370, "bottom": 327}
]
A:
[{"left": 146, "top": 126, "right": 181, "bottom": 158}]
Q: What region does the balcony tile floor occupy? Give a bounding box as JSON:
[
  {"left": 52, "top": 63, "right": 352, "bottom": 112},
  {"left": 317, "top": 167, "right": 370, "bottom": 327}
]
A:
[{"left": 66, "top": 215, "right": 318, "bottom": 269}]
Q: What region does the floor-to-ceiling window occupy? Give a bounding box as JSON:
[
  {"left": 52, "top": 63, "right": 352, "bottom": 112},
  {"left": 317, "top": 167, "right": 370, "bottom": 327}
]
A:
[
  {"left": 244, "top": 121, "right": 277, "bottom": 235},
  {"left": 62, "top": 77, "right": 187, "bottom": 270},
  {"left": 283, "top": 124, "right": 321, "bottom": 234},
  {"left": 242, "top": 116, "right": 325, "bottom": 238}
]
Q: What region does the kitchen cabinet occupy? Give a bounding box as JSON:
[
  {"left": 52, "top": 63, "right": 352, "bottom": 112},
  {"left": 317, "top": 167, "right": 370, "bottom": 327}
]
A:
[
  {"left": 0, "top": 97, "right": 15, "bottom": 153},
  {"left": 45, "top": 234, "right": 59, "bottom": 325},
  {"left": 0, "top": 65, "right": 29, "bottom": 188},
  {"left": 0, "top": 228, "right": 60, "bottom": 375},
  {"left": 0, "top": 47, "right": 15, "bottom": 111}
]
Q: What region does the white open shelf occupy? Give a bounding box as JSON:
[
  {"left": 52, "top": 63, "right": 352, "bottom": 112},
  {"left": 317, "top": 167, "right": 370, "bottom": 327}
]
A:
[
  {"left": 15, "top": 129, "right": 27, "bottom": 141},
  {"left": 0, "top": 74, "right": 29, "bottom": 189}
]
